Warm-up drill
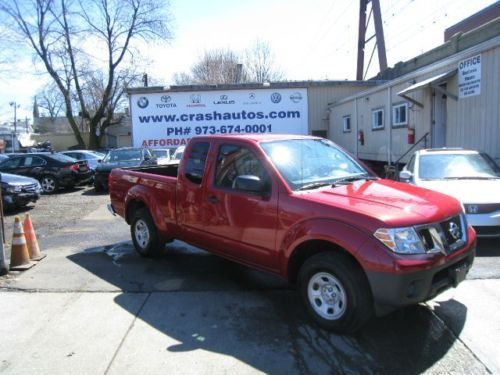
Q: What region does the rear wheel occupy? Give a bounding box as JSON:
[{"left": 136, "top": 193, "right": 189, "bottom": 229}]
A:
[
  {"left": 40, "top": 175, "right": 58, "bottom": 194},
  {"left": 298, "top": 252, "right": 373, "bottom": 333},
  {"left": 130, "top": 208, "right": 164, "bottom": 257}
]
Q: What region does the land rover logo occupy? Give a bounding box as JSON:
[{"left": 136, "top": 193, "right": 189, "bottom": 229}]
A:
[
  {"left": 270, "top": 92, "right": 282, "bottom": 103},
  {"left": 161, "top": 95, "right": 172, "bottom": 103},
  {"left": 448, "top": 222, "right": 461, "bottom": 240},
  {"left": 137, "top": 97, "right": 149, "bottom": 108},
  {"left": 290, "top": 92, "right": 303, "bottom": 103}
]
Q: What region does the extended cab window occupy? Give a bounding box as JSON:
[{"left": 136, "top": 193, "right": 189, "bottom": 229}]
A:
[
  {"left": 215, "top": 144, "right": 270, "bottom": 192},
  {"left": 185, "top": 142, "right": 209, "bottom": 184}
]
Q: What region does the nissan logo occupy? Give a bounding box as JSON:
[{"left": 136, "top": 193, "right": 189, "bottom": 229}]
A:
[{"left": 448, "top": 222, "right": 461, "bottom": 240}]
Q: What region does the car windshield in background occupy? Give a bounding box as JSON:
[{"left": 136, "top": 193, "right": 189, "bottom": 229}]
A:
[
  {"left": 419, "top": 153, "right": 500, "bottom": 180},
  {"left": 261, "top": 138, "right": 368, "bottom": 190},
  {"left": 152, "top": 150, "right": 169, "bottom": 158},
  {"left": 104, "top": 150, "right": 142, "bottom": 162}
]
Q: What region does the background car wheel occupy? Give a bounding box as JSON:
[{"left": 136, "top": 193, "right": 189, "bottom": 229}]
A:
[
  {"left": 298, "top": 251, "right": 373, "bottom": 334},
  {"left": 40, "top": 175, "right": 58, "bottom": 194},
  {"left": 130, "top": 208, "right": 164, "bottom": 257}
]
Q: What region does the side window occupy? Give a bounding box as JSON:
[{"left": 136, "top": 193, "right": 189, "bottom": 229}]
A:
[
  {"left": 184, "top": 142, "right": 210, "bottom": 184},
  {"left": 1, "top": 157, "right": 23, "bottom": 169},
  {"left": 24, "top": 156, "right": 45, "bottom": 167},
  {"left": 215, "top": 144, "right": 270, "bottom": 192}
]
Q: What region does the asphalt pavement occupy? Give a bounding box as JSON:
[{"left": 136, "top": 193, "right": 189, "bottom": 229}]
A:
[{"left": 0, "top": 202, "right": 499, "bottom": 374}]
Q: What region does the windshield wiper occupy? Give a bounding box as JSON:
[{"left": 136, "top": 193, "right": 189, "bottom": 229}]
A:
[
  {"left": 333, "top": 174, "right": 377, "bottom": 186},
  {"left": 298, "top": 182, "right": 332, "bottom": 191}
]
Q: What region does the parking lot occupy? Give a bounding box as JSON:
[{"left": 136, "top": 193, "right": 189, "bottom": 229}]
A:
[{"left": 1, "top": 187, "right": 499, "bottom": 374}]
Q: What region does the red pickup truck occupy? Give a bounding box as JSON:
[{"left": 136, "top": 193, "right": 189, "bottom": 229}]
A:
[{"left": 108, "top": 134, "right": 476, "bottom": 333}]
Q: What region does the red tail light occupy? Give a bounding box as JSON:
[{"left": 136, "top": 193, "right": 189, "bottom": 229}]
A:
[{"left": 65, "top": 163, "right": 80, "bottom": 172}]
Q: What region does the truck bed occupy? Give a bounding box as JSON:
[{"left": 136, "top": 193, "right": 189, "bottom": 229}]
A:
[{"left": 122, "top": 163, "right": 179, "bottom": 178}]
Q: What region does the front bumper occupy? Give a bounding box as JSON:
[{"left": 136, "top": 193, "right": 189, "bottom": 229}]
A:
[{"left": 3, "top": 192, "right": 40, "bottom": 208}]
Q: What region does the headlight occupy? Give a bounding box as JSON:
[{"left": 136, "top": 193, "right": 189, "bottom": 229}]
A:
[
  {"left": 5, "top": 185, "right": 22, "bottom": 193},
  {"left": 374, "top": 227, "right": 426, "bottom": 254}
]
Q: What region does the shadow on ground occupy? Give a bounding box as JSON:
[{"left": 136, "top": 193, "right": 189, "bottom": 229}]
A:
[{"left": 68, "top": 241, "right": 469, "bottom": 374}]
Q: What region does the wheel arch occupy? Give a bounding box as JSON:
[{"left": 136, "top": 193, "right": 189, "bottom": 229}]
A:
[{"left": 287, "top": 239, "right": 366, "bottom": 285}]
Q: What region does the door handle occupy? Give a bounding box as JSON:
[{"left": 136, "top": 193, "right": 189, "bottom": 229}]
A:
[{"left": 207, "top": 196, "right": 219, "bottom": 204}]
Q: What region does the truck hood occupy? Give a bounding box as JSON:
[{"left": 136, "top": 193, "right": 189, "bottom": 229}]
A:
[
  {"left": 416, "top": 179, "right": 500, "bottom": 204},
  {"left": 299, "top": 179, "right": 462, "bottom": 228}
]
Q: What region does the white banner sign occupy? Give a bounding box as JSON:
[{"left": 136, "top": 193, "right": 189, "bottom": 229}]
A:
[
  {"left": 458, "top": 54, "right": 481, "bottom": 98},
  {"left": 129, "top": 88, "right": 309, "bottom": 148}
]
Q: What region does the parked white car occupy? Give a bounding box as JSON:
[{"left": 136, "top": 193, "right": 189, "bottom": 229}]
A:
[{"left": 400, "top": 148, "right": 500, "bottom": 238}]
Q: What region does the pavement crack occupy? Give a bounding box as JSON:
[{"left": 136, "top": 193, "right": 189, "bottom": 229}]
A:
[{"left": 104, "top": 292, "right": 152, "bottom": 375}]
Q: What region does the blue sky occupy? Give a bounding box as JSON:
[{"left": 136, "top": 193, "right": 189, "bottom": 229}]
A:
[{"left": 0, "top": 0, "right": 497, "bottom": 124}]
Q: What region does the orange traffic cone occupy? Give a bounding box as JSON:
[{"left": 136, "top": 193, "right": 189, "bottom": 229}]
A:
[
  {"left": 10, "top": 216, "right": 34, "bottom": 271},
  {"left": 23, "top": 214, "right": 46, "bottom": 261}
]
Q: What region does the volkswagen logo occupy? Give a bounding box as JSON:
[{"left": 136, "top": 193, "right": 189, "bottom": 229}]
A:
[
  {"left": 448, "top": 222, "right": 461, "bottom": 241},
  {"left": 137, "top": 97, "right": 149, "bottom": 109},
  {"left": 161, "top": 95, "right": 172, "bottom": 103},
  {"left": 270, "top": 92, "right": 282, "bottom": 103}
]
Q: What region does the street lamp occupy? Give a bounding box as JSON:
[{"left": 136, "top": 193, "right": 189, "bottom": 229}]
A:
[{"left": 9, "top": 101, "right": 20, "bottom": 153}]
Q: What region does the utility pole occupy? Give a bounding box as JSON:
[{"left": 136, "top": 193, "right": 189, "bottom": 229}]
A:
[
  {"left": 356, "top": 0, "right": 388, "bottom": 80},
  {"left": 9, "top": 101, "right": 19, "bottom": 153}
]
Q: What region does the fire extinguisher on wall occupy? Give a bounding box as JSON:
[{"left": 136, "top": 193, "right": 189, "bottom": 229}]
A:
[
  {"left": 358, "top": 130, "right": 365, "bottom": 146},
  {"left": 408, "top": 127, "right": 415, "bottom": 144}
]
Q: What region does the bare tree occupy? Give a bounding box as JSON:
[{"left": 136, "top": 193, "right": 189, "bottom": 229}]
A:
[
  {"left": 191, "top": 49, "right": 247, "bottom": 85},
  {"left": 245, "top": 40, "right": 284, "bottom": 83},
  {"left": 36, "top": 83, "right": 65, "bottom": 120},
  {"left": 1, "top": 0, "right": 172, "bottom": 149}
]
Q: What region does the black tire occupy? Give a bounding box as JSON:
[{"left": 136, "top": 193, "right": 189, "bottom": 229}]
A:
[
  {"left": 94, "top": 179, "right": 103, "bottom": 192},
  {"left": 40, "top": 175, "right": 59, "bottom": 194},
  {"left": 298, "top": 251, "right": 373, "bottom": 334},
  {"left": 130, "top": 208, "right": 164, "bottom": 257}
]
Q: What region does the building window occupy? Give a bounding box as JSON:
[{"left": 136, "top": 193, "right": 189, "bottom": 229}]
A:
[
  {"left": 371, "top": 108, "right": 384, "bottom": 130},
  {"left": 392, "top": 103, "right": 408, "bottom": 127},
  {"left": 342, "top": 115, "right": 351, "bottom": 133}
]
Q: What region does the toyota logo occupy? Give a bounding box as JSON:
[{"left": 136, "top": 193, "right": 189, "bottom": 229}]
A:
[
  {"left": 161, "top": 95, "right": 172, "bottom": 103},
  {"left": 448, "top": 222, "right": 461, "bottom": 240}
]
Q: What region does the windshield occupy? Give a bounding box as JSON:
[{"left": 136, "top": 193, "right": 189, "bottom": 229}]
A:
[
  {"left": 260, "top": 138, "right": 369, "bottom": 190},
  {"left": 419, "top": 153, "right": 500, "bottom": 179},
  {"left": 152, "top": 149, "right": 169, "bottom": 158},
  {"left": 104, "top": 149, "right": 142, "bottom": 162}
]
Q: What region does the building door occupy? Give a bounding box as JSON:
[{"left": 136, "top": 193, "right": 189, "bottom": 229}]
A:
[{"left": 431, "top": 86, "right": 447, "bottom": 147}]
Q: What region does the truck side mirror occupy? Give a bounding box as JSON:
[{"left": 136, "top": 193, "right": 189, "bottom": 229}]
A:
[
  {"left": 233, "top": 175, "right": 267, "bottom": 194},
  {"left": 399, "top": 170, "right": 413, "bottom": 182}
]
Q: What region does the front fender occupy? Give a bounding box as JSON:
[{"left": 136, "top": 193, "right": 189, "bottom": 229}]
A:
[{"left": 279, "top": 218, "right": 377, "bottom": 276}]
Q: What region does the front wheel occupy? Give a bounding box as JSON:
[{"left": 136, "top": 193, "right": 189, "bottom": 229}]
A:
[
  {"left": 298, "top": 252, "right": 373, "bottom": 334},
  {"left": 40, "top": 175, "right": 58, "bottom": 194},
  {"left": 130, "top": 208, "right": 164, "bottom": 257}
]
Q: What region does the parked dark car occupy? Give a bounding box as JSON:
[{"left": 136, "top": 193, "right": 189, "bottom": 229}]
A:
[
  {"left": 0, "top": 153, "right": 92, "bottom": 193},
  {"left": 93, "top": 147, "right": 157, "bottom": 192},
  {"left": 0, "top": 172, "right": 42, "bottom": 209},
  {"left": 59, "top": 150, "right": 106, "bottom": 171}
]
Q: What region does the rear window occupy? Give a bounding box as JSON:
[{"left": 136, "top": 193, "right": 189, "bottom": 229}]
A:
[
  {"left": 104, "top": 149, "right": 143, "bottom": 162},
  {"left": 184, "top": 142, "right": 209, "bottom": 184},
  {"left": 48, "top": 154, "right": 76, "bottom": 163}
]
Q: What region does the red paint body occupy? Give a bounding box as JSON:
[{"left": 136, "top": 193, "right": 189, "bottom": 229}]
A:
[{"left": 109, "top": 135, "right": 476, "bottom": 313}]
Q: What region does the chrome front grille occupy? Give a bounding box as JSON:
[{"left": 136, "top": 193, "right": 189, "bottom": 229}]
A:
[
  {"left": 21, "top": 183, "right": 40, "bottom": 193},
  {"left": 417, "top": 214, "right": 467, "bottom": 255}
]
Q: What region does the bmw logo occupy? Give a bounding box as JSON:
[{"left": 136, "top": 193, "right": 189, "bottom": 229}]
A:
[
  {"left": 271, "top": 92, "right": 282, "bottom": 103},
  {"left": 137, "top": 97, "right": 149, "bottom": 108}
]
